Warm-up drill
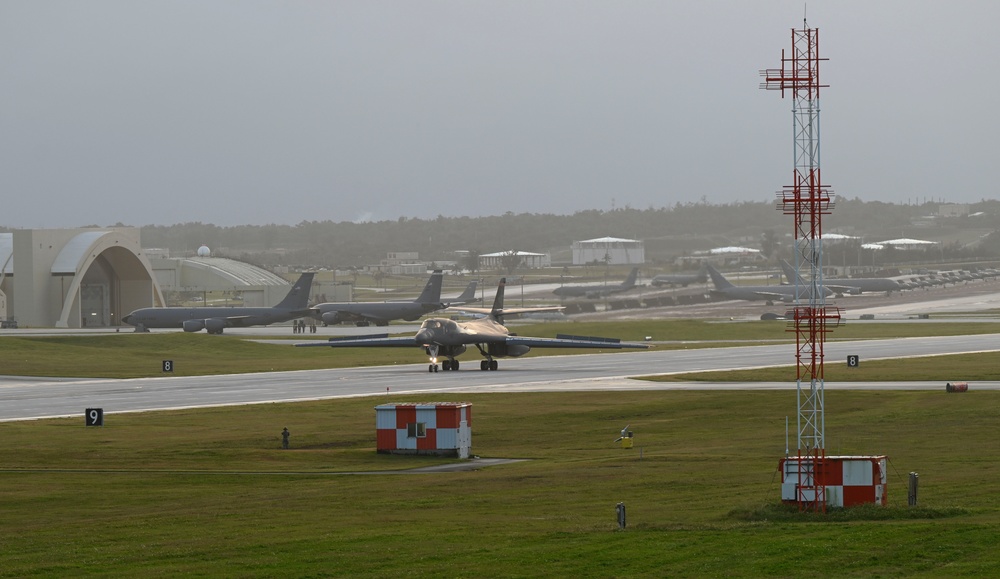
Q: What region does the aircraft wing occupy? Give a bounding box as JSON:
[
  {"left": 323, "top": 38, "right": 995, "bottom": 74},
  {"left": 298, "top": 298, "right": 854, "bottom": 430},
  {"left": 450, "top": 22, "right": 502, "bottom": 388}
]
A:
[
  {"left": 750, "top": 290, "right": 794, "bottom": 301},
  {"left": 448, "top": 306, "right": 564, "bottom": 318},
  {"left": 824, "top": 283, "right": 861, "bottom": 295},
  {"left": 505, "top": 334, "right": 648, "bottom": 349},
  {"left": 295, "top": 334, "right": 420, "bottom": 348}
]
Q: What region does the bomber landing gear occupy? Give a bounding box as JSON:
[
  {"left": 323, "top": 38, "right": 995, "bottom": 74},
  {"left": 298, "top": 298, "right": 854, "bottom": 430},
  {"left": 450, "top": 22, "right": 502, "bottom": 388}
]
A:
[
  {"left": 479, "top": 359, "right": 498, "bottom": 371},
  {"left": 442, "top": 359, "right": 460, "bottom": 371},
  {"left": 428, "top": 364, "right": 438, "bottom": 372}
]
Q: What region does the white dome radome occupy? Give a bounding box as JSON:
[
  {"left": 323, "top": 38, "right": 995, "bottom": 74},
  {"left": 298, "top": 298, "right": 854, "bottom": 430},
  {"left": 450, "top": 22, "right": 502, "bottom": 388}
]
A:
[{"left": 197, "top": 245, "right": 211, "bottom": 257}]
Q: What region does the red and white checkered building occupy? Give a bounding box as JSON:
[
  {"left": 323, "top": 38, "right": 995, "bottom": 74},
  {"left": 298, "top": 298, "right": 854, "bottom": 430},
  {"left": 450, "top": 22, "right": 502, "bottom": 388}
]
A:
[
  {"left": 375, "top": 402, "right": 472, "bottom": 458},
  {"left": 779, "top": 455, "right": 888, "bottom": 508}
]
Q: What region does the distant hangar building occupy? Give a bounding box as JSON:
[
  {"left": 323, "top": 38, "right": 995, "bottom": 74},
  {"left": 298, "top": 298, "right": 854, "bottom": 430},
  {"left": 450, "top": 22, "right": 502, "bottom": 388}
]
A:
[
  {"left": 1, "top": 228, "right": 163, "bottom": 328},
  {"left": 479, "top": 250, "right": 551, "bottom": 270},
  {"left": 0, "top": 228, "right": 325, "bottom": 329},
  {"left": 146, "top": 251, "right": 298, "bottom": 307},
  {"left": 571, "top": 236, "right": 645, "bottom": 265}
]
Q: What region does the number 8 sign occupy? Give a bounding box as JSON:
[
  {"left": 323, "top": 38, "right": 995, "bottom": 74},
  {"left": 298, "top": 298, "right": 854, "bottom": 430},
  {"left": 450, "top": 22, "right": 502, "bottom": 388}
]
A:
[{"left": 163, "top": 360, "right": 174, "bottom": 373}]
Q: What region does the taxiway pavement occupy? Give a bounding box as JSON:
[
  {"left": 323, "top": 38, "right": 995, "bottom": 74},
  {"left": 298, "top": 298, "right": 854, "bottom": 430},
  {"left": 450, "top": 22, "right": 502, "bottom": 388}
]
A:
[{"left": 2, "top": 334, "right": 998, "bottom": 422}]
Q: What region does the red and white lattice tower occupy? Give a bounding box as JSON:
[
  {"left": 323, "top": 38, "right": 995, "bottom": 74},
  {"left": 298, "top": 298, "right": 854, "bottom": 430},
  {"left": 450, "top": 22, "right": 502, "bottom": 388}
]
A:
[{"left": 760, "top": 20, "right": 842, "bottom": 512}]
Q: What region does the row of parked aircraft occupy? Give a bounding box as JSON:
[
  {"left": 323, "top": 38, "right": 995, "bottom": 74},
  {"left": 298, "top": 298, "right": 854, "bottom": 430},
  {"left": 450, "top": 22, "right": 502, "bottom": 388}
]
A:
[
  {"left": 299, "top": 277, "right": 647, "bottom": 372},
  {"left": 122, "top": 262, "right": 1000, "bottom": 334},
  {"left": 545, "top": 260, "right": 998, "bottom": 306},
  {"left": 122, "top": 272, "right": 647, "bottom": 373},
  {"left": 122, "top": 270, "right": 477, "bottom": 334}
]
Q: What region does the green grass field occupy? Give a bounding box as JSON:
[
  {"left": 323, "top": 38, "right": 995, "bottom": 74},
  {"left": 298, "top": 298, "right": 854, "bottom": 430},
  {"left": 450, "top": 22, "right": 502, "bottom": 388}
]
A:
[
  {"left": 2, "top": 390, "right": 998, "bottom": 577},
  {"left": 2, "top": 321, "right": 1000, "bottom": 576}
]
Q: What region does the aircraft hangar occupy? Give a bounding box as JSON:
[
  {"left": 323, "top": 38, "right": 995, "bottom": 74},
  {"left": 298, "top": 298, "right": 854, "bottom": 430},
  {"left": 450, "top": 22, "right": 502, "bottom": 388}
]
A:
[
  {"left": 146, "top": 252, "right": 297, "bottom": 308},
  {"left": 1, "top": 228, "right": 163, "bottom": 328},
  {"left": 0, "top": 228, "right": 322, "bottom": 329}
]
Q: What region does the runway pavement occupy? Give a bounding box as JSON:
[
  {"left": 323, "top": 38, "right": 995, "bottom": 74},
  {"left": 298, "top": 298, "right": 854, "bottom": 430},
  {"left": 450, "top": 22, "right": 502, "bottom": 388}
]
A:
[{"left": 2, "top": 334, "right": 998, "bottom": 422}]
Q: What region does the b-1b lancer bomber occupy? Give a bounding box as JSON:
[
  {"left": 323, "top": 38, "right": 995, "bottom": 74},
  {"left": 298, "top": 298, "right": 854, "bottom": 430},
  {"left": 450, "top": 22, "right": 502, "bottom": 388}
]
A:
[{"left": 297, "top": 277, "right": 648, "bottom": 372}]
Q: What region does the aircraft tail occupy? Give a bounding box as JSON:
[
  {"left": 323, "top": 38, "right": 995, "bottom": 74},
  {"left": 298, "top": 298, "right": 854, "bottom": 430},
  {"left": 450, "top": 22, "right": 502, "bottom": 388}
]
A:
[
  {"left": 414, "top": 270, "right": 444, "bottom": 304},
  {"left": 450, "top": 280, "right": 478, "bottom": 305},
  {"left": 490, "top": 278, "right": 507, "bottom": 322},
  {"left": 620, "top": 267, "right": 639, "bottom": 289},
  {"left": 779, "top": 259, "right": 806, "bottom": 285},
  {"left": 275, "top": 272, "right": 315, "bottom": 310},
  {"left": 706, "top": 265, "right": 734, "bottom": 289}
]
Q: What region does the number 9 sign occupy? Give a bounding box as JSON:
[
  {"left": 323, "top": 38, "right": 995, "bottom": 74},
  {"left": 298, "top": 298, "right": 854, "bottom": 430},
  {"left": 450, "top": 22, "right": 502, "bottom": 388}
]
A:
[{"left": 85, "top": 408, "right": 104, "bottom": 427}]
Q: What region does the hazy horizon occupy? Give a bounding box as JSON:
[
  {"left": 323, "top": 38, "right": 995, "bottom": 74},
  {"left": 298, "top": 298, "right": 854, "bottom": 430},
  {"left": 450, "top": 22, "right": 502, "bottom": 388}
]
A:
[{"left": 3, "top": 2, "right": 998, "bottom": 228}]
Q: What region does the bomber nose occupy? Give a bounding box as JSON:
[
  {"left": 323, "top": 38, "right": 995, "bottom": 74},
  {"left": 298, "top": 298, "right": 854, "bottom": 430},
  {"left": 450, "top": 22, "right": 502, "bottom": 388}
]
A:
[{"left": 122, "top": 314, "right": 132, "bottom": 325}]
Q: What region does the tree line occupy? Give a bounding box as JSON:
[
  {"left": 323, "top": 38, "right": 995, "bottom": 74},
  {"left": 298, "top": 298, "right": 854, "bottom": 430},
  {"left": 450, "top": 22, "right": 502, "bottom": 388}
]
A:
[{"left": 109, "top": 198, "right": 1000, "bottom": 269}]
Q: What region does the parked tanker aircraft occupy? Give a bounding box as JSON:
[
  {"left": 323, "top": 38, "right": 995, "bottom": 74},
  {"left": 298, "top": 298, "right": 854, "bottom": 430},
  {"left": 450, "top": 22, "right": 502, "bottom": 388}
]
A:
[
  {"left": 123, "top": 272, "right": 315, "bottom": 334},
  {"left": 651, "top": 265, "right": 708, "bottom": 287},
  {"left": 553, "top": 267, "right": 639, "bottom": 298},
  {"left": 706, "top": 264, "right": 832, "bottom": 305},
  {"left": 297, "top": 277, "right": 647, "bottom": 372},
  {"left": 312, "top": 271, "right": 477, "bottom": 327},
  {"left": 778, "top": 259, "right": 900, "bottom": 295}
]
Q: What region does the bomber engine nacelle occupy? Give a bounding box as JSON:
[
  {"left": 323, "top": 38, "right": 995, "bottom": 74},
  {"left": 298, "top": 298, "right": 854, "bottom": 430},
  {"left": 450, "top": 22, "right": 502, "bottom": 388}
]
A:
[
  {"left": 487, "top": 343, "right": 531, "bottom": 358},
  {"left": 182, "top": 319, "right": 205, "bottom": 332}
]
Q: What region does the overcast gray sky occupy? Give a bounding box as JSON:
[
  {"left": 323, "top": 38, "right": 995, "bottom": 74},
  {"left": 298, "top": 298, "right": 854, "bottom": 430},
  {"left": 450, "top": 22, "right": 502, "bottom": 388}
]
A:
[{"left": 2, "top": 1, "right": 997, "bottom": 228}]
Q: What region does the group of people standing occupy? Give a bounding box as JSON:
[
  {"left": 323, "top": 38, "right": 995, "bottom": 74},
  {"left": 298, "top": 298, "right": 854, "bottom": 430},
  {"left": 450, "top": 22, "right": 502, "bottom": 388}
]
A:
[{"left": 292, "top": 319, "right": 316, "bottom": 334}]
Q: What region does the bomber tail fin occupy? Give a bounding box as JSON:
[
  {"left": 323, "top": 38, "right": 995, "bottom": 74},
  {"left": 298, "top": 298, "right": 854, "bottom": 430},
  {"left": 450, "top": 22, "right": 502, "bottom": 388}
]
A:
[
  {"left": 490, "top": 278, "right": 507, "bottom": 323},
  {"left": 414, "top": 270, "right": 444, "bottom": 304},
  {"left": 275, "top": 272, "right": 315, "bottom": 310}
]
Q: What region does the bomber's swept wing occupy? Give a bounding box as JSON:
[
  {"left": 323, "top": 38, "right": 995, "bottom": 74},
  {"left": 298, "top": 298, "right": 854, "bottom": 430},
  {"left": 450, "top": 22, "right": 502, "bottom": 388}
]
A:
[
  {"left": 296, "top": 333, "right": 418, "bottom": 348},
  {"left": 298, "top": 332, "right": 643, "bottom": 351},
  {"left": 505, "top": 334, "right": 639, "bottom": 349}
]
